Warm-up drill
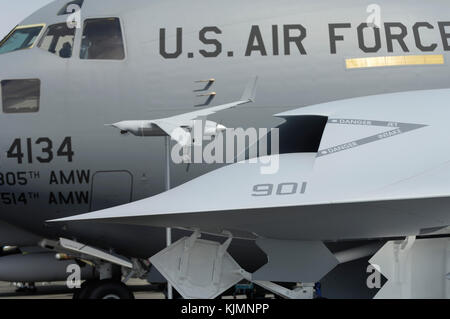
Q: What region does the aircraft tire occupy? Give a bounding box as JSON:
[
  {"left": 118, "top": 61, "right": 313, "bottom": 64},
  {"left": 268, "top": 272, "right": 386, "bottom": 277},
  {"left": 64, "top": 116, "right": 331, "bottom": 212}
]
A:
[
  {"left": 73, "top": 280, "right": 98, "bottom": 299},
  {"left": 72, "top": 288, "right": 82, "bottom": 300},
  {"left": 87, "top": 279, "right": 135, "bottom": 299}
]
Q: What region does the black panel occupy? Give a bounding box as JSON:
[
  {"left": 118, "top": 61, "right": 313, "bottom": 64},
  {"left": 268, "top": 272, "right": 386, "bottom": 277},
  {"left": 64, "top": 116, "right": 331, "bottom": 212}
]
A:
[{"left": 269, "top": 115, "right": 328, "bottom": 154}]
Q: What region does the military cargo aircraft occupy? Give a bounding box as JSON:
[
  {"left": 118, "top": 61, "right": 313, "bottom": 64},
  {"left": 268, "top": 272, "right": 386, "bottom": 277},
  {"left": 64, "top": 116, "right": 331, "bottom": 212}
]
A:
[{"left": 1, "top": 0, "right": 450, "bottom": 298}]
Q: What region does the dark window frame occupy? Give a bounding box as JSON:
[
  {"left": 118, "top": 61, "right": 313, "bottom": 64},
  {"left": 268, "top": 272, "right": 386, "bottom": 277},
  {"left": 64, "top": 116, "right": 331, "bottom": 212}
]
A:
[
  {"left": 0, "top": 24, "right": 45, "bottom": 55},
  {"left": 37, "top": 23, "right": 76, "bottom": 59},
  {"left": 80, "top": 17, "right": 126, "bottom": 61},
  {"left": 1, "top": 79, "right": 41, "bottom": 114}
]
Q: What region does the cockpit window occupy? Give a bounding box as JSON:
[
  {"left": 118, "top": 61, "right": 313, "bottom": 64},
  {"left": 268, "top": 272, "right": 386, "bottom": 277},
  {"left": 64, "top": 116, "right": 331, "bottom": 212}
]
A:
[
  {"left": 38, "top": 23, "right": 75, "bottom": 58},
  {"left": 1, "top": 79, "right": 40, "bottom": 113},
  {"left": 0, "top": 25, "right": 44, "bottom": 55},
  {"left": 80, "top": 18, "right": 125, "bottom": 60},
  {"left": 57, "top": 0, "right": 84, "bottom": 15}
]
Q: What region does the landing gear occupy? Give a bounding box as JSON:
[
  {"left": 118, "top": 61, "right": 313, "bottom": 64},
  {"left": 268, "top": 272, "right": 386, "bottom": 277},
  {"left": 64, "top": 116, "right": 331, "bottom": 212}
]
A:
[
  {"left": 150, "top": 231, "right": 330, "bottom": 299},
  {"left": 88, "top": 280, "right": 134, "bottom": 299},
  {"left": 73, "top": 279, "right": 134, "bottom": 299},
  {"left": 72, "top": 280, "right": 97, "bottom": 300}
]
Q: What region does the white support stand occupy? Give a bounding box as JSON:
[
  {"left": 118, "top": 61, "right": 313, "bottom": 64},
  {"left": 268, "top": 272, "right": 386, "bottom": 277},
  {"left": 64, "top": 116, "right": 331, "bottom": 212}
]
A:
[
  {"left": 164, "top": 135, "right": 173, "bottom": 300},
  {"left": 371, "top": 236, "right": 450, "bottom": 298},
  {"left": 150, "top": 231, "right": 245, "bottom": 299},
  {"left": 237, "top": 269, "right": 315, "bottom": 299},
  {"left": 58, "top": 238, "right": 133, "bottom": 269},
  {"left": 150, "top": 231, "right": 319, "bottom": 299},
  {"left": 252, "top": 281, "right": 315, "bottom": 299}
]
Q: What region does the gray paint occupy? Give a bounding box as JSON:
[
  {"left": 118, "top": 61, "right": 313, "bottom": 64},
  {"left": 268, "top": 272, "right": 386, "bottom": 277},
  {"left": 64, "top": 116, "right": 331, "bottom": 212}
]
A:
[
  {"left": 0, "top": 252, "right": 95, "bottom": 282},
  {"left": 253, "top": 239, "right": 339, "bottom": 282},
  {"left": 1, "top": 0, "right": 450, "bottom": 259}
]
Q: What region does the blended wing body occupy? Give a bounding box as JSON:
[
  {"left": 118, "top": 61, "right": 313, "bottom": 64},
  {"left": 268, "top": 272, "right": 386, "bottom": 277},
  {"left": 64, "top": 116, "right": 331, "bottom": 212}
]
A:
[{"left": 53, "top": 88, "right": 450, "bottom": 241}]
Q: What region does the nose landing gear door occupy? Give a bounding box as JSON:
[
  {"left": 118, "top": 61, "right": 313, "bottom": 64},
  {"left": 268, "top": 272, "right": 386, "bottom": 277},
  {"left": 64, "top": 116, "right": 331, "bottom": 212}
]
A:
[{"left": 90, "top": 171, "right": 133, "bottom": 211}]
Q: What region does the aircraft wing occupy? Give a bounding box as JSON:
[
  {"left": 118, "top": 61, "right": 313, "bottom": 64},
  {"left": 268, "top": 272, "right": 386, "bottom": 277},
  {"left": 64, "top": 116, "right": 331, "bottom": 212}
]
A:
[
  {"left": 151, "top": 119, "right": 192, "bottom": 146},
  {"left": 49, "top": 150, "right": 450, "bottom": 241},
  {"left": 51, "top": 89, "right": 450, "bottom": 242}
]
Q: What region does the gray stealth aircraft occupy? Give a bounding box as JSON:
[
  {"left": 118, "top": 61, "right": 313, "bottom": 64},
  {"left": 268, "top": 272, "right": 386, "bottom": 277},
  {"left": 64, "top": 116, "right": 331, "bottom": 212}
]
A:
[{"left": 1, "top": 0, "right": 450, "bottom": 298}]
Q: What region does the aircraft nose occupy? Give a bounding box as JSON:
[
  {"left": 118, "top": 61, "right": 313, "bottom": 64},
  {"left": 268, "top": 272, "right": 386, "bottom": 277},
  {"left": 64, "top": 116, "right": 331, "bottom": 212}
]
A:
[{"left": 108, "top": 121, "right": 143, "bottom": 135}]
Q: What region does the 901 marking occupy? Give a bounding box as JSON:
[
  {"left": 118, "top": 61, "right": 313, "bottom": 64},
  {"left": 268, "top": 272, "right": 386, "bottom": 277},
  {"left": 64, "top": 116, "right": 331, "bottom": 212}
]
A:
[
  {"left": 252, "top": 182, "right": 307, "bottom": 197},
  {"left": 6, "top": 137, "right": 74, "bottom": 164}
]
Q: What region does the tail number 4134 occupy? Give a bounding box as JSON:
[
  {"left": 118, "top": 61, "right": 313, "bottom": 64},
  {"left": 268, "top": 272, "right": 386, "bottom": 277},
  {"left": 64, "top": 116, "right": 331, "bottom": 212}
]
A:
[{"left": 6, "top": 137, "right": 74, "bottom": 164}]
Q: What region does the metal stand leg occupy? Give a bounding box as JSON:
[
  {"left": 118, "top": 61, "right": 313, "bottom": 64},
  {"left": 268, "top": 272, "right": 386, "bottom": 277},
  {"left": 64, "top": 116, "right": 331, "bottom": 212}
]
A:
[{"left": 164, "top": 136, "right": 173, "bottom": 299}]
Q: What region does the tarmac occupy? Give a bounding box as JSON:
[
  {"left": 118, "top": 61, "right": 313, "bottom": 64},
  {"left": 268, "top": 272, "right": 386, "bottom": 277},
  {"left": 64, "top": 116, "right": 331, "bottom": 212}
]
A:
[
  {"left": 0, "top": 279, "right": 166, "bottom": 299},
  {"left": 0, "top": 279, "right": 253, "bottom": 299}
]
